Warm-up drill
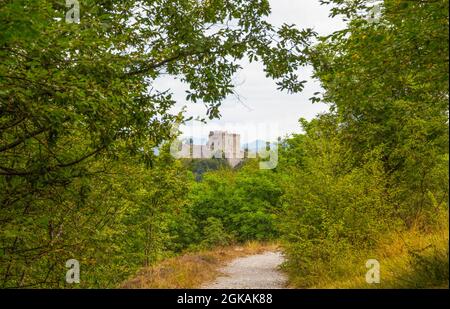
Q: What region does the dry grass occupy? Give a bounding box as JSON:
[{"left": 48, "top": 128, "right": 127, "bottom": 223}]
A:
[
  {"left": 121, "top": 241, "right": 279, "bottom": 289},
  {"left": 314, "top": 216, "right": 449, "bottom": 289}
]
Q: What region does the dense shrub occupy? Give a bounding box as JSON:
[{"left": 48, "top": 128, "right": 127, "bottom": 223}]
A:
[
  {"left": 190, "top": 162, "right": 281, "bottom": 242},
  {"left": 279, "top": 0, "right": 449, "bottom": 287}
]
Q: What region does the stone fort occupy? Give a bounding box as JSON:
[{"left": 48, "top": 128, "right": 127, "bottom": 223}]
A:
[{"left": 179, "top": 131, "right": 245, "bottom": 167}]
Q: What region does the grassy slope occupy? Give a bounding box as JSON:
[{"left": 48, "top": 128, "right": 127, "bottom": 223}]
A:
[{"left": 285, "top": 216, "right": 449, "bottom": 289}]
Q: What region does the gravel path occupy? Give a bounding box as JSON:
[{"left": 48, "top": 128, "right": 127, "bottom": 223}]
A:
[{"left": 202, "top": 251, "right": 287, "bottom": 289}]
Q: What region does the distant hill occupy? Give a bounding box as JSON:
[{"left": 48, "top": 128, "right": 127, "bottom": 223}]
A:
[{"left": 242, "top": 140, "right": 277, "bottom": 153}]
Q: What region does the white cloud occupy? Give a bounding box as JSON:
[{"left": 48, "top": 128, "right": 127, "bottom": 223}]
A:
[{"left": 158, "top": 0, "right": 346, "bottom": 141}]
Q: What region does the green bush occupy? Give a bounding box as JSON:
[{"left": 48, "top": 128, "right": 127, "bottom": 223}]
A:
[
  {"left": 200, "top": 217, "right": 233, "bottom": 248},
  {"left": 190, "top": 162, "right": 281, "bottom": 243}
]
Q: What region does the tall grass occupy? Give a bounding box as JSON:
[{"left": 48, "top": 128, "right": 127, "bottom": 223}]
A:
[{"left": 283, "top": 212, "right": 449, "bottom": 289}]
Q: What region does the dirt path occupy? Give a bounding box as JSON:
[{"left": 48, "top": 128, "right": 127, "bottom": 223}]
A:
[{"left": 202, "top": 251, "right": 287, "bottom": 289}]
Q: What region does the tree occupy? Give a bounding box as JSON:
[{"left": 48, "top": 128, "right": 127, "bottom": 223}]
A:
[
  {"left": 311, "top": 0, "right": 449, "bottom": 222},
  {"left": 190, "top": 161, "right": 281, "bottom": 242},
  {"left": 0, "top": 0, "right": 314, "bottom": 287},
  {"left": 280, "top": 0, "right": 449, "bottom": 287}
]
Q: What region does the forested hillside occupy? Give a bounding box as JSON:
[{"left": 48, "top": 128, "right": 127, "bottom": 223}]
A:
[{"left": 0, "top": 0, "right": 448, "bottom": 288}]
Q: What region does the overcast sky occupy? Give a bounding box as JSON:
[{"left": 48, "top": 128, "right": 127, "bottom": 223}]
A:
[{"left": 157, "top": 0, "right": 346, "bottom": 143}]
